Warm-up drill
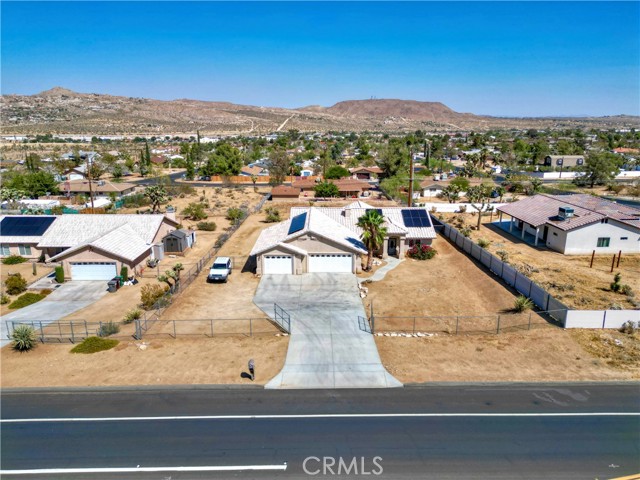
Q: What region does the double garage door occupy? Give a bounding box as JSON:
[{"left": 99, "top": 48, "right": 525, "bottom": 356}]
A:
[
  {"left": 70, "top": 262, "right": 117, "bottom": 280},
  {"left": 308, "top": 254, "right": 352, "bottom": 273}
]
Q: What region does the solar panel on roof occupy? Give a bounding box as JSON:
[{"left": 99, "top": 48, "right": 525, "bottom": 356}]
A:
[
  {"left": 0, "top": 216, "right": 56, "bottom": 237},
  {"left": 287, "top": 212, "right": 307, "bottom": 235},
  {"left": 401, "top": 209, "right": 430, "bottom": 228},
  {"left": 366, "top": 208, "right": 384, "bottom": 216}
]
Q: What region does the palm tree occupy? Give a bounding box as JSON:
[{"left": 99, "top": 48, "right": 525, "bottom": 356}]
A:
[{"left": 357, "top": 210, "right": 388, "bottom": 271}]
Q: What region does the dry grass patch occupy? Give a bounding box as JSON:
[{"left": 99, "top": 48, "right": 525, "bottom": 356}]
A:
[{"left": 571, "top": 329, "right": 640, "bottom": 371}]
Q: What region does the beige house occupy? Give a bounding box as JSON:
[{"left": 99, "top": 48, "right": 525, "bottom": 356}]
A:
[
  {"left": 251, "top": 201, "right": 437, "bottom": 275},
  {"left": 39, "top": 214, "right": 178, "bottom": 280},
  {"left": 59, "top": 180, "right": 137, "bottom": 199}
]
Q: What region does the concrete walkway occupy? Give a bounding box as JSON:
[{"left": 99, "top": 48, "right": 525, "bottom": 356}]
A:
[
  {"left": 254, "top": 273, "right": 402, "bottom": 389},
  {"left": 359, "top": 256, "right": 404, "bottom": 283},
  {"left": 1, "top": 281, "right": 108, "bottom": 347}
]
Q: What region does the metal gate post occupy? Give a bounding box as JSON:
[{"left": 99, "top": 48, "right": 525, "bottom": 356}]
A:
[
  {"left": 70, "top": 322, "right": 75, "bottom": 343},
  {"left": 496, "top": 315, "right": 501, "bottom": 334},
  {"left": 39, "top": 321, "right": 44, "bottom": 343}
]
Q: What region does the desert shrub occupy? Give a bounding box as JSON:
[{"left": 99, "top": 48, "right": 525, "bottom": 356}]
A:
[
  {"left": 621, "top": 284, "right": 634, "bottom": 296},
  {"left": 458, "top": 205, "right": 467, "bottom": 213},
  {"left": 496, "top": 250, "right": 509, "bottom": 263},
  {"left": 120, "top": 266, "right": 128, "bottom": 280},
  {"left": 5, "top": 274, "right": 27, "bottom": 295},
  {"left": 97, "top": 321, "right": 120, "bottom": 337},
  {"left": 606, "top": 184, "right": 625, "bottom": 194},
  {"left": 123, "top": 308, "right": 142, "bottom": 324},
  {"left": 55, "top": 266, "right": 65, "bottom": 283},
  {"left": 71, "top": 336, "right": 119, "bottom": 354},
  {"left": 406, "top": 244, "right": 437, "bottom": 260},
  {"left": 2, "top": 255, "right": 27, "bottom": 265},
  {"left": 140, "top": 283, "right": 168, "bottom": 310},
  {"left": 610, "top": 272, "right": 622, "bottom": 292},
  {"left": 182, "top": 202, "right": 208, "bottom": 220},
  {"left": 0, "top": 294, "right": 9, "bottom": 305},
  {"left": 264, "top": 206, "right": 281, "bottom": 223},
  {"left": 8, "top": 292, "right": 46, "bottom": 309},
  {"left": 477, "top": 238, "right": 491, "bottom": 249},
  {"left": 460, "top": 227, "right": 471, "bottom": 238},
  {"left": 226, "top": 207, "right": 246, "bottom": 224},
  {"left": 619, "top": 321, "right": 637, "bottom": 335},
  {"left": 197, "top": 221, "right": 217, "bottom": 231},
  {"left": 513, "top": 295, "right": 534, "bottom": 312},
  {"left": 122, "top": 193, "right": 150, "bottom": 208},
  {"left": 11, "top": 325, "right": 37, "bottom": 351}
]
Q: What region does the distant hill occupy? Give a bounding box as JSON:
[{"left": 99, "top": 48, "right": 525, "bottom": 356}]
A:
[{"left": 0, "top": 88, "right": 637, "bottom": 135}]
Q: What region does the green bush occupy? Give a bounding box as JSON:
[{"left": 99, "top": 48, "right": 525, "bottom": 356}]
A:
[
  {"left": 619, "top": 321, "right": 638, "bottom": 335},
  {"left": 477, "top": 238, "right": 491, "bottom": 249},
  {"left": 120, "top": 266, "right": 128, "bottom": 280},
  {"left": 264, "top": 207, "right": 281, "bottom": 223},
  {"left": 620, "top": 284, "right": 633, "bottom": 296},
  {"left": 2, "top": 255, "right": 27, "bottom": 265},
  {"left": 123, "top": 308, "right": 142, "bottom": 324},
  {"left": 5, "top": 274, "right": 27, "bottom": 295},
  {"left": 183, "top": 202, "right": 208, "bottom": 220},
  {"left": 0, "top": 294, "right": 9, "bottom": 305},
  {"left": 496, "top": 250, "right": 509, "bottom": 263},
  {"left": 196, "top": 221, "right": 217, "bottom": 231},
  {"left": 513, "top": 295, "right": 534, "bottom": 313},
  {"left": 226, "top": 207, "right": 246, "bottom": 224},
  {"left": 71, "top": 336, "right": 119, "bottom": 354},
  {"left": 11, "top": 325, "right": 37, "bottom": 351},
  {"left": 140, "top": 283, "right": 168, "bottom": 310},
  {"left": 8, "top": 292, "right": 46, "bottom": 309},
  {"left": 406, "top": 244, "right": 437, "bottom": 260},
  {"left": 97, "top": 321, "right": 120, "bottom": 337},
  {"left": 55, "top": 266, "right": 65, "bottom": 283}
]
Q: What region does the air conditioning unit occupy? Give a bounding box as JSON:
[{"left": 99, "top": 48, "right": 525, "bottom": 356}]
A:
[
  {"left": 97, "top": 180, "right": 105, "bottom": 186},
  {"left": 558, "top": 206, "right": 574, "bottom": 219}
]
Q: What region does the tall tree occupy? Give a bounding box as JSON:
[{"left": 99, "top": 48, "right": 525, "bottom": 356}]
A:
[
  {"left": 313, "top": 181, "right": 340, "bottom": 198},
  {"left": 267, "top": 149, "right": 290, "bottom": 185},
  {"left": 574, "top": 151, "right": 621, "bottom": 188},
  {"left": 203, "top": 143, "right": 243, "bottom": 176},
  {"left": 357, "top": 210, "right": 388, "bottom": 271},
  {"left": 143, "top": 185, "right": 167, "bottom": 213}
]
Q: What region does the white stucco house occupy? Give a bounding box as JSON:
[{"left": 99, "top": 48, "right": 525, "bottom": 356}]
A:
[
  {"left": 250, "top": 201, "right": 437, "bottom": 275},
  {"left": 496, "top": 194, "right": 640, "bottom": 254}
]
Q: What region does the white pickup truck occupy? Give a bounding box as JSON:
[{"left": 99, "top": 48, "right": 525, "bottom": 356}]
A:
[{"left": 207, "top": 256, "right": 232, "bottom": 283}]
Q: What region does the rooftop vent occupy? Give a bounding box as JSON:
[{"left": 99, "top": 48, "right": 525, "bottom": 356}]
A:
[{"left": 558, "top": 206, "right": 574, "bottom": 220}]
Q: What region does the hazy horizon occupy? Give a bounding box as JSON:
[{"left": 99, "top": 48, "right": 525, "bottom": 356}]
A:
[{"left": 2, "top": 2, "right": 639, "bottom": 118}]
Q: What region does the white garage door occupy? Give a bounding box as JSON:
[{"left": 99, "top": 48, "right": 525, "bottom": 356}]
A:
[
  {"left": 70, "top": 262, "right": 117, "bottom": 280},
  {"left": 308, "top": 254, "right": 353, "bottom": 273},
  {"left": 263, "top": 255, "right": 293, "bottom": 274}
]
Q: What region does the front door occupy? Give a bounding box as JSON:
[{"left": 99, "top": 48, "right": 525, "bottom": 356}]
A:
[
  {"left": 388, "top": 238, "right": 398, "bottom": 256},
  {"left": 542, "top": 226, "right": 549, "bottom": 242}
]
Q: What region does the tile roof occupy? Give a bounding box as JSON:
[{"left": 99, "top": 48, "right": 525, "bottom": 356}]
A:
[
  {"left": 59, "top": 180, "right": 137, "bottom": 193},
  {"left": 38, "top": 214, "right": 174, "bottom": 248},
  {"left": 271, "top": 185, "right": 300, "bottom": 196},
  {"left": 50, "top": 224, "right": 152, "bottom": 262},
  {"left": 497, "top": 194, "right": 640, "bottom": 231}
]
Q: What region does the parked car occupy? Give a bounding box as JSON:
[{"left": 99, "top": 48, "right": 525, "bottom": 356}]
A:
[
  {"left": 207, "top": 256, "right": 232, "bottom": 283},
  {"left": 199, "top": 175, "right": 211, "bottom": 181}
]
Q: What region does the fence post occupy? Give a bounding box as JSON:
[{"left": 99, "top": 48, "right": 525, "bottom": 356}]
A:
[
  {"left": 455, "top": 316, "right": 459, "bottom": 335},
  {"left": 528, "top": 312, "right": 532, "bottom": 330},
  {"left": 413, "top": 316, "right": 416, "bottom": 335},
  {"left": 496, "top": 315, "right": 501, "bottom": 334},
  {"left": 39, "top": 321, "right": 44, "bottom": 343},
  {"left": 210, "top": 318, "right": 214, "bottom": 337},
  {"left": 70, "top": 322, "right": 75, "bottom": 343},
  {"left": 173, "top": 320, "right": 176, "bottom": 338},
  {"left": 58, "top": 321, "right": 62, "bottom": 339},
  {"left": 85, "top": 320, "right": 88, "bottom": 338}
]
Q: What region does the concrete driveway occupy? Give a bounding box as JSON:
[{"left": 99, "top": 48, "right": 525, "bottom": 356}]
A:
[
  {"left": 1, "top": 281, "right": 109, "bottom": 347},
  {"left": 254, "top": 273, "right": 402, "bottom": 389}
]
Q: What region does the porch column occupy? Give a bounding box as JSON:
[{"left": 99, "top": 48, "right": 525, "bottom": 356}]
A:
[
  {"left": 509, "top": 216, "right": 514, "bottom": 232},
  {"left": 535, "top": 227, "right": 540, "bottom": 246},
  {"left": 382, "top": 238, "right": 389, "bottom": 259},
  {"left": 499, "top": 211, "right": 503, "bottom": 223},
  {"left": 521, "top": 223, "right": 526, "bottom": 239}
]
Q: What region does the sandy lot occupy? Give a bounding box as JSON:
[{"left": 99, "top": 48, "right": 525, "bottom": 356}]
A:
[
  {"left": 442, "top": 213, "right": 640, "bottom": 310},
  {"left": 1, "top": 262, "right": 55, "bottom": 317},
  {"left": 376, "top": 328, "right": 640, "bottom": 383},
  {"left": 1, "top": 336, "right": 288, "bottom": 387}
]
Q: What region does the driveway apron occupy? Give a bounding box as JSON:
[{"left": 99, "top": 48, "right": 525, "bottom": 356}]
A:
[
  {"left": 1, "top": 281, "right": 109, "bottom": 347},
  {"left": 254, "top": 273, "right": 402, "bottom": 389}
]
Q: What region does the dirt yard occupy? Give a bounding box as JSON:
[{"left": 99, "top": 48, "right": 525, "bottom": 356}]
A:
[
  {"left": 0, "top": 336, "right": 288, "bottom": 387},
  {"left": 376, "top": 328, "right": 640, "bottom": 383},
  {"left": 441, "top": 213, "right": 640, "bottom": 310},
  {"left": 1, "top": 262, "right": 55, "bottom": 317}
]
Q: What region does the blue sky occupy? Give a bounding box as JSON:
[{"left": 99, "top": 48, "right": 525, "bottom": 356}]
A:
[{"left": 2, "top": 2, "right": 639, "bottom": 116}]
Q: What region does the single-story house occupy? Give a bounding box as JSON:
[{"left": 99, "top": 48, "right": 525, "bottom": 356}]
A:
[
  {"left": 333, "top": 179, "right": 372, "bottom": 198},
  {"left": 0, "top": 215, "right": 57, "bottom": 259},
  {"left": 271, "top": 185, "right": 301, "bottom": 201},
  {"left": 241, "top": 165, "right": 269, "bottom": 176},
  {"left": 39, "top": 214, "right": 179, "bottom": 280},
  {"left": 250, "top": 201, "right": 436, "bottom": 275},
  {"left": 542, "top": 155, "right": 585, "bottom": 168},
  {"left": 350, "top": 166, "right": 383, "bottom": 180},
  {"left": 60, "top": 180, "right": 137, "bottom": 199},
  {"left": 496, "top": 194, "right": 640, "bottom": 254},
  {"left": 291, "top": 177, "right": 318, "bottom": 194},
  {"left": 151, "top": 155, "right": 167, "bottom": 165},
  {"left": 162, "top": 229, "right": 196, "bottom": 253},
  {"left": 420, "top": 179, "right": 467, "bottom": 198}
]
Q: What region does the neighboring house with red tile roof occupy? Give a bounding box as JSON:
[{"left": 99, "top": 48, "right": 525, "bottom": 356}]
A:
[
  {"left": 496, "top": 194, "right": 640, "bottom": 254},
  {"left": 271, "top": 185, "right": 301, "bottom": 200},
  {"left": 350, "top": 166, "right": 383, "bottom": 180}
]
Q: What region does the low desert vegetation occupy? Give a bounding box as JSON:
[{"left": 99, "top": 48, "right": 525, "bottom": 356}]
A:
[
  {"left": 226, "top": 207, "right": 246, "bottom": 224},
  {"left": 264, "top": 206, "right": 281, "bottom": 223},
  {"left": 513, "top": 295, "right": 534, "bottom": 312},
  {"left": 196, "top": 221, "right": 217, "bottom": 231},
  {"left": 407, "top": 244, "right": 437, "bottom": 260},
  {"left": 140, "top": 283, "right": 169, "bottom": 310},
  {"left": 477, "top": 238, "right": 491, "bottom": 249},
  {"left": 4, "top": 274, "right": 27, "bottom": 295},
  {"left": 97, "top": 321, "right": 120, "bottom": 337},
  {"left": 123, "top": 308, "right": 142, "bottom": 324},
  {"left": 71, "top": 336, "right": 119, "bottom": 354},
  {"left": 11, "top": 325, "right": 37, "bottom": 351},
  {"left": 2, "top": 255, "right": 27, "bottom": 265},
  {"left": 8, "top": 292, "right": 47, "bottom": 310}
]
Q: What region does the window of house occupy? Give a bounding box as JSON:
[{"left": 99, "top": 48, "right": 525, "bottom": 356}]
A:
[
  {"left": 0, "top": 245, "right": 10, "bottom": 256},
  {"left": 552, "top": 232, "right": 557, "bottom": 236},
  {"left": 18, "top": 245, "right": 32, "bottom": 256},
  {"left": 620, "top": 237, "right": 628, "bottom": 240},
  {"left": 597, "top": 237, "right": 610, "bottom": 248}
]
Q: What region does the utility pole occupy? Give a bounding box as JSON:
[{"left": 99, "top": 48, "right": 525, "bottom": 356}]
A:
[
  {"left": 86, "top": 153, "right": 95, "bottom": 211},
  {"left": 408, "top": 147, "right": 414, "bottom": 207}
]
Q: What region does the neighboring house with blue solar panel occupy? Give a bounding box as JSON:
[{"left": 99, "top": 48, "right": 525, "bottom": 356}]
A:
[
  {"left": 250, "top": 201, "right": 437, "bottom": 275},
  {"left": 0, "top": 215, "right": 57, "bottom": 259}
]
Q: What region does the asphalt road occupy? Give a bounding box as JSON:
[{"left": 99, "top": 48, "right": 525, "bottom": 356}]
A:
[{"left": 2, "top": 384, "right": 639, "bottom": 479}]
